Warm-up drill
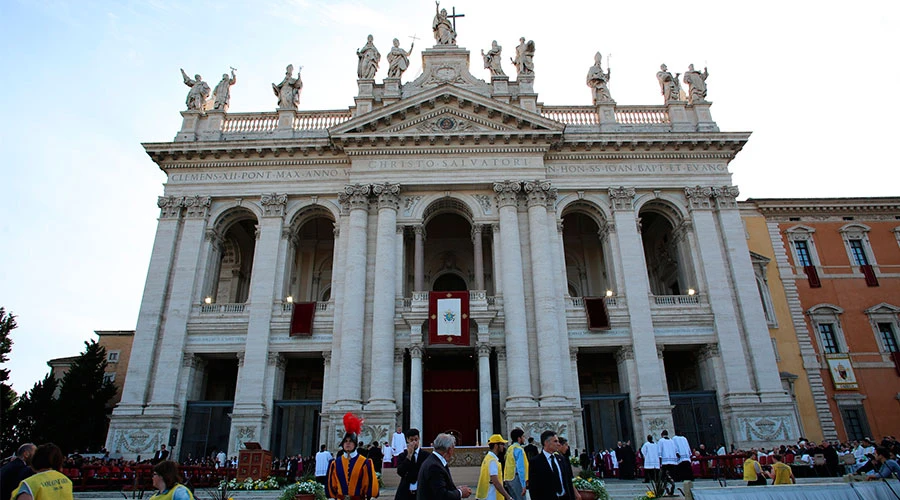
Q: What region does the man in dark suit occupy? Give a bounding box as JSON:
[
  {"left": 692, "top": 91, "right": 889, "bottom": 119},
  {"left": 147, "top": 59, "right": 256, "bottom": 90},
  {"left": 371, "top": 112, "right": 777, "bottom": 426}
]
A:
[
  {"left": 416, "top": 433, "right": 472, "bottom": 500},
  {"left": 0, "top": 443, "right": 36, "bottom": 500},
  {"left": 152, "top": 444, "right": 169, "bottom": 464},
  {"left": 528, "top": 431, "right": 575, "bottom": 500},
  {"left": 396, "top": 428, "right": 431, "bottom": 500}
]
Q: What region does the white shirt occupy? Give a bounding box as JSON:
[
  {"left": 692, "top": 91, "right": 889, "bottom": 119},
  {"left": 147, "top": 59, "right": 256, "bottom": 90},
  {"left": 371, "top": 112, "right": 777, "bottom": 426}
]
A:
[
  {"left": 641, "top": 441, "right": 660, "bottom": 469},
  {"left": 716, "top": 446, "right": 726, "bottom": 456},
  {"left": 672, "top": 436, "right": 691, "bottom": 464},
  {"left": 658, "top": 438, "right": 678, "bottom": 465},
  {"left": 542, "top": 450, "right": 564, "bottom": 495},
  {"left": 392, "top": 432, "right": 408, "bottom": 453},
  {"left": 216, "top": 452, "right": 226, "bottom": 467},
  {"left": 315, "top": 450, "right": 333, "bottom": 476},
  {"left": 383, "top": 445, "right": 393, "bottom": 462},
  {"left": 478, "top": 451, "right": 501, "bottom": 500},
  {"left": 610, "top": 450, "right": 618, "bottom": 469}
]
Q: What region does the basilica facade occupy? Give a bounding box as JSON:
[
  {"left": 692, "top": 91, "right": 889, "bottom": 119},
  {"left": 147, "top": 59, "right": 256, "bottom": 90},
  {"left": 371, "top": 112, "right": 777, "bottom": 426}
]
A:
[{"left": 106, "top": 34, "right": 798, "bottom": 460}]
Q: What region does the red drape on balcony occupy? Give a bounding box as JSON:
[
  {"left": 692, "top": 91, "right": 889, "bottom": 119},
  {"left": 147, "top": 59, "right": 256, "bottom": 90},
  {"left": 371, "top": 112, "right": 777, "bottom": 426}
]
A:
[
  {"left": 584, "top": 297, "right": 611, "bottom": 330},
  {"left": 804, "top": 265, "right": 821, "bottom": 288},
  {"left": 891, "top": 352, "right": 900, "bottom": 377},
  {"left": 861, "top": 264, "right": 879, "bottom": 287},
  {"left": 289, "top": 302, "right": 316, "bottom": 337}
]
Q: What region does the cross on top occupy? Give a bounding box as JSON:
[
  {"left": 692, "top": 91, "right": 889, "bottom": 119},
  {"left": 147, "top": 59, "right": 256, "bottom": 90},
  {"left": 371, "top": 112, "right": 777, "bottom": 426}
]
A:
[{"left": 447, "top": 6, "right": 465, "bottom": 31}]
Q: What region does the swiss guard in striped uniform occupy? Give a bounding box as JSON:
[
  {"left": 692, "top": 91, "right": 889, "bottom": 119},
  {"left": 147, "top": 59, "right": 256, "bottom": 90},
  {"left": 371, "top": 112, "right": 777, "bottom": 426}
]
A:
[{"left": 326, "top": 413, "right": 380, "bottom": 500}]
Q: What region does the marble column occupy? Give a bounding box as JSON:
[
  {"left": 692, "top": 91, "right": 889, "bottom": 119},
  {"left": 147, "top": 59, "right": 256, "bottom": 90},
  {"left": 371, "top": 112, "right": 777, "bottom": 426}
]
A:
[
  {"left": 414, "top": 225, "right": 425, "bottom": 291},
  {"left": 369, "top": 182, "right": 401, "bottom": 409},
  {"left": 607, "top": 187, "right": 671, "bottom": 418},
  {"left": 523, "top": 180, "right": 566, "bottom": 405},
  {"left": 327, "top": 222, "right": 346, "bottom": 405},
  {"left": 683, "top": 186, "right": 755, "bottom": 402},
  {"left": 495, "top": 346, "right": 509, "bottom": 436},
  {"left": 599, "top": 221, "right": 626, "bottom": 297},
  {"left": 395, "top": 226, "right": 406, "bottom": 298},
  {"left": 493, "top": 181, "right": 535, "bottom": 408},
  {"left": 393, "top": 349, "right": 405, "bottom": 420},
  {"left": 233, "top": 194, "right": 288, "bottom": 418},
  {"left": 115, "top": 196, "right": 184, "bottom": 414},
  {"left": 200, "top": 228, "right": 224, "bottom": 301},
  {"left": 713, "top": 186, "right": 788, "bottom": 399},
  {"left": 148, "top": 196, "right": 212, "bottom": 412},
  {"left": 477, "top": 343, "right": 493, "bottom": 440},
  {"left": 409, "top": 343, "right": 424, "bottom": 431},
  {"left": 490, "top": 224, "right": 503, "bottom": 295},
  {"left": 322, "top": 350, "right": 332, "bottom": 404},
  {"left": 336, "top": 184, "right": 371, "bottom": 408},
  {"left": 553, "top": 218, "right": 578, "bottom": 401},
  {"left": 472, "top": 225, "right": 485, "bottom": 290}
]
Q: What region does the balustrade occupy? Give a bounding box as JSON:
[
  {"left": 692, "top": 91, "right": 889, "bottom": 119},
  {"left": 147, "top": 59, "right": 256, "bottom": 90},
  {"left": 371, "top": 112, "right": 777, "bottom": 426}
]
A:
[
  {"left": 221, "top": 113, "right": 278, "bottom": 133},
  {"left": 615, "top": 106, "right": 670, "bottom": 124},
  {"left": 652, "top": 294, "right": 701, "bottom": 306},
  {"left": 199, "top": 303, "right": 246, "bottom": 314}
]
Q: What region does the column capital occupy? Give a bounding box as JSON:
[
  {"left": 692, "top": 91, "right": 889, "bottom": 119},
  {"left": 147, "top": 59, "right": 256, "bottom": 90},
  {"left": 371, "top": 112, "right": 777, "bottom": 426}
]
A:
[
  {"left": 183, "top": 195, "right": 212, "bottom": 219},
  {"left": 569, "top": 346, "right": 579, "bottom": 360},
  {"left": 557, "top": 220, "right": 564, "bottom": 234},
  {"left": 205, "top": 228, "right": 224, "bottom": 247},
  {"left": 496, "top": 345, "right": 506, "bottom": 361},
  {"left": 372, "top": 182, "right": 401, "bottom": 211},
  {"left": 712, "top": 185, "right": 740, "bottom": 209},
  {"left": 477, "top": 343, "right": 492, "bottom": 358},
  {"left": 493, "top": 180, "right": 521, "bottom": 208},
  {"left": 182, "top": 353, "right": 206, "bottom": 369},
  {"left": 471, "top": 224, "right": 484, "bottom": 238},
  {"left": 413, "top": 224, "right": 427, "bottom": 239},
  {"left": 684, "top": 185, "right": 714, "bottom": 211},
  {"left": 656, "top": 344, "right": 665, "bottom": 359},
  {"left": 409, "top": 343, "right": 424, "bottom": 358},
  {"left": 394, "top": 348, "right": 405, "bottom": 364},
  {"left": 490, "top": 223, "right": 500, "bottom": 234},
  {"left": 615, "top": 345, "right": 634, "bottom": 363},
  {"left": 672, "top": 220, "right": 693, "bottom": 243},
  {"left": 697, "top": 343, "right": 720, "bottom": 362},
  {"left": 260, "top": 193, "right": 288, "bottom": 218},
  {"left": 322, "top": 350, "right": 332, "bottom": 363},
  {"left": 396, "top": 225, "right": 406, "bottom": 235},
  {"left": 339, "top": 184, "right": 371, "bottom": 212},
  {"left": 523, "top": 179, "right": 554, "bottom": 208},
  {"left": 157, "top": 196, "right": 183, "bottom": 219},
  {"left": 598, "top": 221, "right": 616, "bottom": 241},
  {"left": 236, "top": 351, "right": 245, "bottom": 367},
  {"left": 267, "top": 352, "right": 286, "bottom": 369},
  {"left": 608, "top": 186, "right": 636, "bottom": 211},
  {"left": 333, "top": 223, "right": 341, "bottom": 239}
]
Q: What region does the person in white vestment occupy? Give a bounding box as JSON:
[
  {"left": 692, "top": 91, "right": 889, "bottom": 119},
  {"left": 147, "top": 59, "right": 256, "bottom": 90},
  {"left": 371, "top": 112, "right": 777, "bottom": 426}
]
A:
[
  {"left": 314, "top": 444, "right": 333, "bottom": 485},
  {"left": 640, "top": 435, "right": 660, "bottom": 483},
  {"left": 657, "top": 430, "right": 678, "bottom": 484},
  {"left": 391, "top": 426, "right": 407, "bottom": 467},
  {"left": 672, "top": 432, "right": 692, "bottom": 481},
  {"left": 383, "top": 442, "right": 394, "bottom": 469}
]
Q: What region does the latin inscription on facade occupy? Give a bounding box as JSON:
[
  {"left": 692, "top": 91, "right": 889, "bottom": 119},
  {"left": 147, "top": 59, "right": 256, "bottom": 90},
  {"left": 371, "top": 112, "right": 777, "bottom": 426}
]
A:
[
  {"left": 546, "top": 163, "right": 727, "bottom": 175},
  {"left": 169, "top": 168, "right": 350, "bottom": 184},
  {"left": 362, "top": 157, "right": 537, "bottom": 170}
]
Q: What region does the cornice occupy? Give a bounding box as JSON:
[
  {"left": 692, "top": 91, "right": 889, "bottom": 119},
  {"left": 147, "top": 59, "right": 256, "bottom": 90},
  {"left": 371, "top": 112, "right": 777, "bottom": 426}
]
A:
[
  {"left": 545, "top": 152, "right": 736, "bottom": 161},
  {"left": 748, "top": 197, "right": 900, "bottom": 216},
  {"left": 343, "top": 146, "right": 550, "bottom": 156},
  {"left": 159, "top": 158, "right": 350, "bottom": 170}
]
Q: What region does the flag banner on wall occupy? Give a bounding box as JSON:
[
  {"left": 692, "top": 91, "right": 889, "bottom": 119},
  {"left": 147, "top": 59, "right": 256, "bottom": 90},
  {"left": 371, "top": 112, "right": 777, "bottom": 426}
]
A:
[
  {"left": 584, "top": 297, "right": 611, "bottom": 330},
  {"left": 825, "top": 353, "right": 858, "bottom": 390},
  {"left": 429, "top": 291, "right": 470, "bottom": 346},
  {"left": 289, "top": 302, "right": 316, "bottom": 337}
]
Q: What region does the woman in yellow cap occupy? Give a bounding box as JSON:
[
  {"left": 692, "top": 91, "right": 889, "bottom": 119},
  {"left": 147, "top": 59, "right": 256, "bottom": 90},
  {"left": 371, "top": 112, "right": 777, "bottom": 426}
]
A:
[{"left": 477, "top": 435, "right": 513, "bottom": 500}]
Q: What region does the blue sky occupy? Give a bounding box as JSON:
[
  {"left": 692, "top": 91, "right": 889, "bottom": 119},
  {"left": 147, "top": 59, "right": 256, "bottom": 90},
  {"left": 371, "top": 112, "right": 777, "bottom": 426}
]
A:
[{"left": 1, "top": 0, "right": 898, "bottom": 394}]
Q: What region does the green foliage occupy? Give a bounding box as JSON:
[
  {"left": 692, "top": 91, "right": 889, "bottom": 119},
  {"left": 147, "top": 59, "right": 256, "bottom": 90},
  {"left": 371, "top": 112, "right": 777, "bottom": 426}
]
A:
[
  {"left": 0, "top": 308, "right": 19, "bottom": 456},
  {"left": 54, "top": 340, "right": 117, "bottom": 452},
  {"left": 15, "top": 373, "right": 59, "bottom": 445},
  {"left": 578, "top": 467, "right": 595, "bottom": 480},
  {"left": 279, "top": 480, "right": 325, "bottom": 500}
]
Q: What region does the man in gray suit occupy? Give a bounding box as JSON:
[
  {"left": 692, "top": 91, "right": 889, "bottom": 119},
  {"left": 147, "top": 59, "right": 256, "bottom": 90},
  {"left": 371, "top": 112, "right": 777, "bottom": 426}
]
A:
[{"left": 416, "top": 433, "right": 472, "bottom": 500}]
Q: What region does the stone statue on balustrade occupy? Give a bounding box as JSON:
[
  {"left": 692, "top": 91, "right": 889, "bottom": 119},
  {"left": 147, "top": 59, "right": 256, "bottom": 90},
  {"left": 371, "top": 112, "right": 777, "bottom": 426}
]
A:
[
  {"left": 433, "top": 1, "right": 456, "bottom": 45},
  {"left": 387, "top": 38, "right": 414, "bottom": 78},
  {"left": 656, "top": 64, "right": 684, "bottom": 103},
  {"left": 213, "top": 69, "right": 236, "bottom": 111},
  {"left": 511, "top": 37, "right": 535, "bottom": 76},
  {"left": 180, "top": 69, "right": 210, "bottom": 111},
  {"left": 586, "top": 52, "right": 613, "bottom": 104},
  {"left": 481, "top": 41, "right": 505, "bottom": 77},
  {"left": 357, "top": 35, "right": 381, "bottom": 79},
  {"left": 683, "top": 64, "right": 709, "bottom": 104},
  {"left": 272, "top": 64, "right": 303, "bottom": 110}
]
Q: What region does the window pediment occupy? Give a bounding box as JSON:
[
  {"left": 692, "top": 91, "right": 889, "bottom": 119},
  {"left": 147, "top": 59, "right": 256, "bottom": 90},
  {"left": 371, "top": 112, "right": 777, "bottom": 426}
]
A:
[
  {"left": 807, "top": 303, "right": 844, "bottom": 316},
  {"left": 864, "top": 303, "right": 900, "bottom": 315}
]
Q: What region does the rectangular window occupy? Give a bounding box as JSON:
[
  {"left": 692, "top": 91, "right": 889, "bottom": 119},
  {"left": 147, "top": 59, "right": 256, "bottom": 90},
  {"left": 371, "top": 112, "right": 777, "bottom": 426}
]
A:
[
  {"left": 848, "top": 239, "right": 869, "bottom": 266},
  {"left": 794, "top": 240, "right": 812, "bottom": 267},
  {"left": 840, "top": 406, "right": 871, "bottom": 442},
  {"left": 107, "top": 351, "right": 120, "bottom": 363},
  {"left": 819, "top": 323, "right": 840, "bottom": 354},
  {"left": 103, "top": 372, "right": 116, "bottom": 384},
  {"left": 878, "top": 323, "right": 899, "bottom": 353}
]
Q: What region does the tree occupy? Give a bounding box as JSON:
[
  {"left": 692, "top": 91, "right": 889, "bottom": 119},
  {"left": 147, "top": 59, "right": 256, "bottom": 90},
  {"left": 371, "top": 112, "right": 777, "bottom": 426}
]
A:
[
  {"left": 14, "top": 373, "right": 58, "bottom": 445},
  {"left": 0, "top": 308, "right": 19, "bottom": 456},
  {"left": 54, "top": 340, "right": 117, "bottom": 452}
]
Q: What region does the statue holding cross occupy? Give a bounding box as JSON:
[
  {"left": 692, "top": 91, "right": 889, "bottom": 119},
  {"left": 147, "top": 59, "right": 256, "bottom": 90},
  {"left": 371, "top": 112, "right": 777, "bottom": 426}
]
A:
[{"left": 433, "top": 1, "right": 462, "bottom": 45}]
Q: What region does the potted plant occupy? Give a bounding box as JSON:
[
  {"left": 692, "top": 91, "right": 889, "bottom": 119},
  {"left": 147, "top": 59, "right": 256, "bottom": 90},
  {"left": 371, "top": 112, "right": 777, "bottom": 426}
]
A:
[
  {"left": 572, "top": 469, "right": 609, "bottom": 500},
  {"left": 279, "top": 480, "right": 325, "bottom": 500}
]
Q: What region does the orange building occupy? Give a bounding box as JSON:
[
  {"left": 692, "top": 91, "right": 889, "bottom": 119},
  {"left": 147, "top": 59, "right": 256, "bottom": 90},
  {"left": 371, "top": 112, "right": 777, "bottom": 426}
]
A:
[
  {"left": 47, "top": 330, "right": 135, "bottom": 408},
  {"left": 752, "top": 198, "right": 900, "bottom": 442}
]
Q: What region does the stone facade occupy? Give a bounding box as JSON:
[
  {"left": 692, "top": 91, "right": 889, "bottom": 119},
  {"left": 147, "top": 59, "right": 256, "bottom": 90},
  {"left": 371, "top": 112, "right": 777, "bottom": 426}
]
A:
[{"left": 107, "top": 37, "right": 797, "bottom": 459}]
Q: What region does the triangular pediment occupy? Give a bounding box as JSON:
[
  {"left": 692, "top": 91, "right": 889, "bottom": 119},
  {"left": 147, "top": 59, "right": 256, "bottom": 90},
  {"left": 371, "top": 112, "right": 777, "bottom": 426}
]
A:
[{"left": 330, "top": 84, "right": 565, "bottom": 143}]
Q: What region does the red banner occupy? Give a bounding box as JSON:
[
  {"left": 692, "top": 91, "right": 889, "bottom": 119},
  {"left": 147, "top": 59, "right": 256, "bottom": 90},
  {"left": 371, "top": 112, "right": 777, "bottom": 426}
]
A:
[
  {"left": 584, "top": 297, "right": 611, "bottom": 330},
  {"left": 428, "top": 291, "right": 470, "bottom": 346},
  {"left": 289, "top": 302, "right": 316, "bottom": 337}
]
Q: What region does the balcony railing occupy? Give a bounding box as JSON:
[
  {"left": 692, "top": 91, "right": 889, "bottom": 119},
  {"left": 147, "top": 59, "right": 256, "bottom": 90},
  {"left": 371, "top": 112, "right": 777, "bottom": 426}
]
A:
[
  {"left": 652, "top": 294, "right": 700, "bottom": 306},
  {"left": 199, "top": 303, "right": 246, "bottom": 314},
  {"left": 220, "top": 110, "right": 352, "bottom": 134},
  {"left": 281, "top": 301, "right": 329, "bottom": 312},
  {"left": 541, "top": 105, "right": 670, "bottom": 126}
]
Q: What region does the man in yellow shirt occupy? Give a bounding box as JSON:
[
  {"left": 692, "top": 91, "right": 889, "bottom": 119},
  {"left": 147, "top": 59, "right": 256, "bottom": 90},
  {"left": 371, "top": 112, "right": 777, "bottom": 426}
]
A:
[
  {"left": 477, "top": 435, "right": 512, "bottom": 500},
  {"left": 769, "top": 454, "right": 795, "bottom": 485},
  {"left": 742, "top": 451, "right": 766, "bottom": 486},
  {"left": 503, "top": 429, "right": 528, "bottom": 500},
  {"left": 10, "top": 443, "right": 73, "bottom": 500}
]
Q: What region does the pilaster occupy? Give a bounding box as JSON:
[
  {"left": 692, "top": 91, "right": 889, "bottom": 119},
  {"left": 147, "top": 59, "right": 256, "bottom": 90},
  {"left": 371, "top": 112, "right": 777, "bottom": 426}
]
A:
[
  {"left": 477, "top": 342, "right": 493, "bottom": 443},
  {"left": 369, "top": 182, "right": 401, "bottom": 410},
  {"left": 409, "top": 341, "right": 424, "bottom": 431}
]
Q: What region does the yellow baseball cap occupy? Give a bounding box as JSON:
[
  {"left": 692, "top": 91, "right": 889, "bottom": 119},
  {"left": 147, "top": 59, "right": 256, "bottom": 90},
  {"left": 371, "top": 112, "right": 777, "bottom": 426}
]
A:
[{"left": 488, "top": 434, "right": 508, "bottom": 444}]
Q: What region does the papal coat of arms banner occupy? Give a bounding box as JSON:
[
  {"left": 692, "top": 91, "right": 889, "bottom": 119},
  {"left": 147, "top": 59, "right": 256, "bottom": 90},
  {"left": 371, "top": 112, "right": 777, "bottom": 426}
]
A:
[
  {"left": 429, "top": 291, "right": 469, "bottom": 346},
  {"left": 826, "top": 353, "right": 859, "bottom": 390}
]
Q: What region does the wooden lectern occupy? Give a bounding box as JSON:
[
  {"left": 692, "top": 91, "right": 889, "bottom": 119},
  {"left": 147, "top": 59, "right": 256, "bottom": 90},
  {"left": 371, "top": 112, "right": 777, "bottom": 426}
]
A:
[{"left": 237, "top": 442, "right": 272, "bottom": 481}]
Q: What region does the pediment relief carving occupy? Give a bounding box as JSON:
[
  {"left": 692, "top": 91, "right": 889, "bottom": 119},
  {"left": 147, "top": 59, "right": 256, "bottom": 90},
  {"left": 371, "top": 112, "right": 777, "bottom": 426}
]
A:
[{"left": 390, "top": 107, "right": 511, "bottom": 134}]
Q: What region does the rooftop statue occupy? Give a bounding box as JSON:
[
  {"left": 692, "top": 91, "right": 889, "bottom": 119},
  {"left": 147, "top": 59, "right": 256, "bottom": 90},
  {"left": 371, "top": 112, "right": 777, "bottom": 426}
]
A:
[
  {"left": 586, "top": 52, "right": 612, "bottom": 103},
  {"left": 386, "top": 38, "right": 413, "bottom": 79},
  {"left": 656, "top": 64, "right": 682, "bottom": 103},
  {"left": 511, "top": 37, "right": 535, "bottom": 76},
  {"left": 683, "top": 64, "right": 709, "bottom": 104},
  {"left": 357, "top": 34, "right": 381, "bottom": 79},
  {"left": 180, "top": 69, "right": 210, "bottom": 111},
  {"left": 481, "top": 41, "right": 505, "bottom": 77},
  {"left": 213, "top": 69, "right": 237, "bottom": 111},
  {"left": 272, "top": 64, "right": 303, "bottom": 110},
  {"left": 432, "top": 1, "right": 456, "bottom": 45}
]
